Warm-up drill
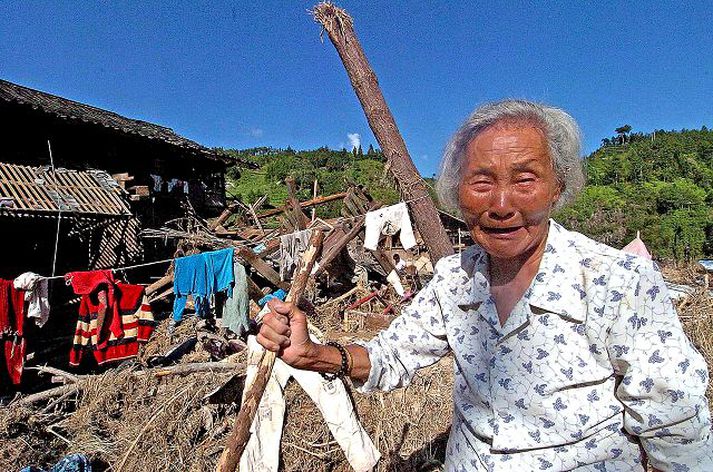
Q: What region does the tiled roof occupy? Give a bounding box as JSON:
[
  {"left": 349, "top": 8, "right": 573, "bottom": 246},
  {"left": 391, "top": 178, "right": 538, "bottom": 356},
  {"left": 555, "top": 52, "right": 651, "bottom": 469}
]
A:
[{"left": 0, "top": 161, "right": 132, "bottom": 217}]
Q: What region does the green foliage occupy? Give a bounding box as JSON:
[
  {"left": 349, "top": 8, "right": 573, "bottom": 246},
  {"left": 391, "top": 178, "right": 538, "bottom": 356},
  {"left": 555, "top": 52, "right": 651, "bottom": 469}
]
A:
[
  {"left": 557, "top": 128, "right": 713, "bottom": 261},
  {"left": 224, "top": 146, "right": 398, "bottom": 218}
]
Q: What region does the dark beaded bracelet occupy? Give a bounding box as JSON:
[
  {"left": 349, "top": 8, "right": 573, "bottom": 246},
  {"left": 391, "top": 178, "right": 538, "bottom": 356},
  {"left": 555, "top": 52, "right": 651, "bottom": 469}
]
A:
[{"left": 320, "top": 341, "right": 348, "bottom": 381}]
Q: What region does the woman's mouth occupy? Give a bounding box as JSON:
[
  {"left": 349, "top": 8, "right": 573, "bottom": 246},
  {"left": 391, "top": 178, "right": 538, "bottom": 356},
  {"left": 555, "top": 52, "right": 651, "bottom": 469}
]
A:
[{"left": 481, "top": 226, "right": 523, "bottom": 237}]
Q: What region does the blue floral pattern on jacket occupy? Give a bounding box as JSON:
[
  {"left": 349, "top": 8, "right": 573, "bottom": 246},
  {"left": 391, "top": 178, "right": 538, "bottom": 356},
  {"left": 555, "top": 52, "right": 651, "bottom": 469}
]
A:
[{"left": 357, "top": 220, "right": 712, "bottom": 471}]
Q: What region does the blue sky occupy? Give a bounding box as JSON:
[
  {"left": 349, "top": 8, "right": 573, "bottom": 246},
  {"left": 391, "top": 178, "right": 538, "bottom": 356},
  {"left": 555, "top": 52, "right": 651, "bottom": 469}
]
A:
[{"left": 1, "top": 1, "right": 711, "bottom": 176}]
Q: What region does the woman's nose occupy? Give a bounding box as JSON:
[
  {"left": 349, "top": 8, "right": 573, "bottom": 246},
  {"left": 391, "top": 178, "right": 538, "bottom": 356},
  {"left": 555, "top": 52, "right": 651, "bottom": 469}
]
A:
[{"left": 487, "top": 187, "right": 516, "bottom": 220}]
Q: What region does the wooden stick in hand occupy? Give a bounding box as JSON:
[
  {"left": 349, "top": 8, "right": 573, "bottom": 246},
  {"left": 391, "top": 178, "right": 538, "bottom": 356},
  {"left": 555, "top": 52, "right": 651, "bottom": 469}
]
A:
[{"left": 216, "top": 229, "right": 324, "bottom": 472}]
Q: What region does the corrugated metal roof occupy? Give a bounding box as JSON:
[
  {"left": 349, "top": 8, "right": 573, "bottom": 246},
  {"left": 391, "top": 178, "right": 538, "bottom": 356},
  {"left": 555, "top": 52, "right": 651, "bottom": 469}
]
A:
[{"left": 0, "top": 162, "right": 132, "bottom": 217}]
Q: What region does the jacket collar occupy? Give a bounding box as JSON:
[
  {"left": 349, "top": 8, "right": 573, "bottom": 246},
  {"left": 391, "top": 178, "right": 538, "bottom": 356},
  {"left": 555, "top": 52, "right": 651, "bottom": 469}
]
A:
[
  {"left": 451, "top": 220, "right": 588, "bottom": 324},
  {"left": 525, "top": 220, "right": 588, "bottom": 322}
]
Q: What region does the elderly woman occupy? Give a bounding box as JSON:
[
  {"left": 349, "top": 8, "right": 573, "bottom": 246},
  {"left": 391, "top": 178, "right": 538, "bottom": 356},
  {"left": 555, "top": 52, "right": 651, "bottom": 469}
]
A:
[{"left": 258, "top": 100, "right": 712, "bottom": 471}]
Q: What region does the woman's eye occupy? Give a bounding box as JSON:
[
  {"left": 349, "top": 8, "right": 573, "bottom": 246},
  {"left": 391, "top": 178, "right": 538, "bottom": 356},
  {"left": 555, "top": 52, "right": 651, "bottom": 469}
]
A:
[{"left": 470, "top": 181, "right": 491, "bottom": 189}]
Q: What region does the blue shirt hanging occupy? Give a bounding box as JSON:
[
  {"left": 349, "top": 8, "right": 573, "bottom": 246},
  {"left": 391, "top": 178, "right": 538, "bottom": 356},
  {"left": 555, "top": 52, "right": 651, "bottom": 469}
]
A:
[{"left": 173, "top": 248, "right": 234, "bottom": 322}]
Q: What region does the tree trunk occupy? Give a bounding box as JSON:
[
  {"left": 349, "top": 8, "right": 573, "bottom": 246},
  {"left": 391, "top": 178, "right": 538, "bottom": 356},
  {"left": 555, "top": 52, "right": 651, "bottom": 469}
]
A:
[{"left": 312, "top": 2, "right": 454, "bottom": 263}]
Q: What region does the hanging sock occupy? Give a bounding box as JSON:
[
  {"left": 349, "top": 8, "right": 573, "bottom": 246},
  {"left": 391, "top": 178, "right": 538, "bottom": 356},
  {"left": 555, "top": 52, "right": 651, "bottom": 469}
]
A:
[{"left": 363, "top": 202, "right": 416, "bottom": 251}]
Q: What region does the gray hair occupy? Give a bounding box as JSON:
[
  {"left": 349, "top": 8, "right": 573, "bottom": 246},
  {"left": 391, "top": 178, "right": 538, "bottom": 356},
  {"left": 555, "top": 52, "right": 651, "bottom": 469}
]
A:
[{"left": 435, "top": 99, "right": 584, "bottom": 212}]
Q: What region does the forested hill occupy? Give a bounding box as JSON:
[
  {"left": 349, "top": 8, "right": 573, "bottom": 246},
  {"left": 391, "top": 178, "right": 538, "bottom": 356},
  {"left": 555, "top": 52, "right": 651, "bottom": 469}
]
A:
[
  {"left": 556, "top": 127, "right": 713, "bottom": 261},
  {"left": 223, "top": 127, "right": 713, "bottom": 262},
  {"left": 221, "top": 145, "right": 401, "bottom": 217}
]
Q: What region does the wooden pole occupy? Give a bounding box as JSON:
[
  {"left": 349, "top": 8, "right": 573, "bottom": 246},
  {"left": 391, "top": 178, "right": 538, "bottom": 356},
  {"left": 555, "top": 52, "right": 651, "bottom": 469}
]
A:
[
  {"left": 312, "top": 2, "right": 454, "bottom": 263},
  {"left": 216, "top": 230, "right": 324, "bottom": 472},
  {"left": 255, "top": 191, "right": 348, "bottom": 219},
  {"left": 285, "top": 176, "right": 310, "bottom": 230}
]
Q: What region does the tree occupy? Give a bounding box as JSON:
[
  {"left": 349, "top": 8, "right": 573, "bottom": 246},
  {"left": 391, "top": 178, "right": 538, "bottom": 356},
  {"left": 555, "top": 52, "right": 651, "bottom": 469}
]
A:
[{"left": 615, "top": 124, "right": 632, "bottom": 145}]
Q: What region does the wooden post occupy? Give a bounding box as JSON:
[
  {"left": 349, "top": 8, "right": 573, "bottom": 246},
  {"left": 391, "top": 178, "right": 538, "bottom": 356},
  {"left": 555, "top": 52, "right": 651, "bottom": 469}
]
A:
[
  {"left": 314, "top": 217, "right": 366, "bottom": 276},
  {"left": 312, "top": 2, "right": 454, "bottom": 264},
  {"left": 216, "top": 230, "right": 324, "bottom": 472},
  {"left": 285, "top": 177, "right": 309, "bottom": 230},
  {"left": 234, "top": 246, "right": 290, "bottom": 292},
  {"left": 311, "top": 179, "right": 318, "bottom": 222}
]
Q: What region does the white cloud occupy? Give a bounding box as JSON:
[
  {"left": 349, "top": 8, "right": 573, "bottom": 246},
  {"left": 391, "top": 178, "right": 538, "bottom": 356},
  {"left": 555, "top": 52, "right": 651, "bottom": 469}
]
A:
[
  {"left": 249, "top": 127, "right": 264, "bottom": 138},
  {"left": 347, "top": 133, "right": 361, "bottom": 150}
]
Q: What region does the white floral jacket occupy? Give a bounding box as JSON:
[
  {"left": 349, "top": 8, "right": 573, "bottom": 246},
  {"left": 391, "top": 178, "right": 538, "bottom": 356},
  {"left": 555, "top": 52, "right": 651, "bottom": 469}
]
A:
[{"left": 357, "top": 220, "right": 712, "bottom": 471}]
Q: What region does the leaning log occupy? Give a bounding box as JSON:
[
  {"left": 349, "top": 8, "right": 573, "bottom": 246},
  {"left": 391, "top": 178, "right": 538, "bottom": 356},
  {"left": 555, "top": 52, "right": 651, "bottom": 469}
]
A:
[{"left": 312, "top": 3, "right": 454, "bottom": 263}]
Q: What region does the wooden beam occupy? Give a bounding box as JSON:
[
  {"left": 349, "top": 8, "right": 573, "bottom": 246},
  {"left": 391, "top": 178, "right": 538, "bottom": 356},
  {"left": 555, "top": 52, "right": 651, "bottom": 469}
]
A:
[
  {"left": 285, "top": 176, "right": 309, "bottom": 230},
  {"left": 313, "top": 3, "right": 454, "bottom": 263},
  {"left": 210, "top": 203, "right": 241, "bottom": 231},
  {"left": 235, "top": 246, "right": 289, "bottom": 291},
  {"left": 255, "top": 191, "right": 348, "bottom": 219},
  {"left": 314, "top": 217, "right": 365, "bottom": 276}
]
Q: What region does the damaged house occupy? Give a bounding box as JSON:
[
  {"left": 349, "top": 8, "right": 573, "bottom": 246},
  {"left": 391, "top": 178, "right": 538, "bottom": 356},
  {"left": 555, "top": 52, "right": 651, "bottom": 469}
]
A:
[{"left": 0, "top": 78, "right": 249, "bottom": 278}]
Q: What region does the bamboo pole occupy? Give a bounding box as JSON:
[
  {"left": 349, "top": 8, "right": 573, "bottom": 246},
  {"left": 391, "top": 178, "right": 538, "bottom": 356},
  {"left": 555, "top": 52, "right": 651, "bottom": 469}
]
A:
[
  {"left": 255, "top": 191, "right": 348, "bottom": 219},
  {"left": 216, "top": 229, "right": 324, "bottom": 472},
  {"left": 312, "top": 2, "right": 454, "bottom": 264}
]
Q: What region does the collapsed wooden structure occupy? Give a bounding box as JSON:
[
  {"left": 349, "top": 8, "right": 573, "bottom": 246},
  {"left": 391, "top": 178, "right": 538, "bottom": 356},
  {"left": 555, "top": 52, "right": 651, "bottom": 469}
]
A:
[{"left": 0, "top": 78, "right": 254, "bottom": 278}]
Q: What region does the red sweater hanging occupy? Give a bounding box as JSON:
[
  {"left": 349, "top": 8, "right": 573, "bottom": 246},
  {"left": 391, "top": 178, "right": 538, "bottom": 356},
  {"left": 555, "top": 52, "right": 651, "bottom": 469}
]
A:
[
  {"left": 66, "top": 271, "right": 155, "bottom": 366},
  {"left": 0, "top": 279, "right": 26, "bottom": 385}
]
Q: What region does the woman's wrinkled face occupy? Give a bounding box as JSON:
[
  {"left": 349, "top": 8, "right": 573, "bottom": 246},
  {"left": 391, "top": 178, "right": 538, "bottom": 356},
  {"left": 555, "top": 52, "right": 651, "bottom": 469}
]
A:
[{"left": 458, "top": 123, "right": 561, "bottom": 262}]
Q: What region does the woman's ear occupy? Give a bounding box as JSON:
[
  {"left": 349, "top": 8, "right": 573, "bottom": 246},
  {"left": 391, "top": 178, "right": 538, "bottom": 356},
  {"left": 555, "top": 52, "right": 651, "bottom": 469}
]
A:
[{"left": 551, "top": 182, "right": 563, "bottom": 206}]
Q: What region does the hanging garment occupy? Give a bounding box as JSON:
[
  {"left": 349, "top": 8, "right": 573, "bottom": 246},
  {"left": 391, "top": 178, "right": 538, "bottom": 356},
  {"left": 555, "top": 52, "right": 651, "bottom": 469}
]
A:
[
  {"left": 65, "top": 270, "right": 121, "bottom": 347},
  {"left": 363, "top": 202, "right": 417, "bottom": 251},
  {"left": 150, "top": 174, "right": 163, "bottom": 192},
  {"left": 0, "top": 279, "right": 26, "bottom": 385},
  {"left": 173, "top": 248, "right": 235, "bottom": 322},
  {"left": 240, "top": 336, "right": 381, "bottom": 472},
  {"left": 278, "top": 229, "right": 313, "bottom": 281},
  {"left": 70, "top": 283, "right": 154, "bottom": 366},
  {"left": 221, "top": 260, "right": 250, "bottom": 337},
  {"left": 20, "top": 453, "right": 92, "bottom": 472},
  {"left": 14, "top": 272, "right": 50, "bottom": 327}
]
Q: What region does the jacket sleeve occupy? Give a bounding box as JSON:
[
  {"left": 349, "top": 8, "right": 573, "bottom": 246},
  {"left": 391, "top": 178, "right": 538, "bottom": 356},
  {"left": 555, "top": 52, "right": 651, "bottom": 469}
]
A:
[
  {"left": 606, "top": 262, "right": 712, "bottom": 471},
  {"left": 355, "top": 260, "right": 451, "bottom": 393}
]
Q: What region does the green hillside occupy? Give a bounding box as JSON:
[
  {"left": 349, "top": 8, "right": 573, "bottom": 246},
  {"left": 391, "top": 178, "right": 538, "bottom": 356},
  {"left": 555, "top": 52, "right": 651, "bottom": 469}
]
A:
[
  {"left": 556, "top": 127, "right": 713, "bottom": 261},
  {"left": 221, "top": 146, "right": 400, "bottom": 218}
]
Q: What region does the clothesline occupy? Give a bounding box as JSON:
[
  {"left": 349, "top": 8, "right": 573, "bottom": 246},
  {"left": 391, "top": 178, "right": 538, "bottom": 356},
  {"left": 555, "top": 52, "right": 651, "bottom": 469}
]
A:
[
  {"left": 41, "top": 257, "right": 175, "bottom": 281},
  {"left": 34, "top": 195, "right": 430, "bottom": 282}
]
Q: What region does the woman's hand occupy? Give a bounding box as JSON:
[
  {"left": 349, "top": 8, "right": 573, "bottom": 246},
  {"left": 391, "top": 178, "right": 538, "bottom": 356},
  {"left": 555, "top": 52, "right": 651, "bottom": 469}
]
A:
[
  {"left": 257, "top": 299, "right": 372, "bottom": 380},
  {"left": 256, "top": 299, "right": 317, "bottom": 369}
]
